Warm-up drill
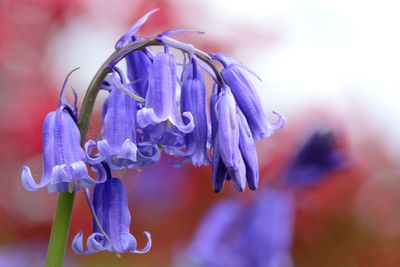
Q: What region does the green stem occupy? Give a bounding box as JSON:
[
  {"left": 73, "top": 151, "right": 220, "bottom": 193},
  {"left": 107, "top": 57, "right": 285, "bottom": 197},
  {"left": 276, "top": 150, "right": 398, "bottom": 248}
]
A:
[{"left": 44, "top": 38, "right": 224, "bottom": 267}]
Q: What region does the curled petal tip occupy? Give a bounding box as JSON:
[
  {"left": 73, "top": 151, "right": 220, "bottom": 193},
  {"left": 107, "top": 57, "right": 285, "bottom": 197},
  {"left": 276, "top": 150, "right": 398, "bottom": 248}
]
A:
[
  {"left": 72, "top": 231, "right": 89, "bottom": 255},
  {"left": 21, "top": 166, "right": 46, "bottom": 192},
  {"left": 134, "top": 231, "right": 152, "bottom": 254}
]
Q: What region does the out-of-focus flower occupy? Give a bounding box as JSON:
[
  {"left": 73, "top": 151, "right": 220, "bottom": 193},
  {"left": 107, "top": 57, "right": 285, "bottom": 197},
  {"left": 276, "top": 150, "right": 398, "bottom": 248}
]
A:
[
  {"left": 176, "top": 190, "right": 294, "bottom": 267},
  {"left": 21, "top": 72, "right": 106, "bottom": 192},
  {"left": 284, "top": 131, "right": 346, "bottom": 187},
  {"left": 72, "top": 174, "right": 151, "bottom": 254}
]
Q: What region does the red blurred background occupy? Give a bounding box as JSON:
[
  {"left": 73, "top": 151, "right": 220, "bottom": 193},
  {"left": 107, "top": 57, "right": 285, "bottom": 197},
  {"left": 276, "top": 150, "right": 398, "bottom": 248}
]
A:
[{"left": 1, "top": 1, "right": 400, "bottom": 266}]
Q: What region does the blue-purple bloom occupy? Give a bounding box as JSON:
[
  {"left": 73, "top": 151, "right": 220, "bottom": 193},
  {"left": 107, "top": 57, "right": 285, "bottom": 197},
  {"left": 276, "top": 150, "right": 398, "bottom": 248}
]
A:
[
  {"left": 137, "top": 52, "right": 194, "bottom": 134},
  {"left": 21, "top": 72, "right": 106, "bottom": 192},
  {"left": 284, "top": 131, "right": 346, "bottom": 187},
  {"left": 72, "top": 175, "right": 151, "bottom": 254},
  {"left": 176, "top": 190, "right": 294, "bottom": 267},
  {"left": 180, "top": 56, "right": 209, "bottom": 166},
  {"left": 211, "top": 53, "right": 285, "bottom": 140}
]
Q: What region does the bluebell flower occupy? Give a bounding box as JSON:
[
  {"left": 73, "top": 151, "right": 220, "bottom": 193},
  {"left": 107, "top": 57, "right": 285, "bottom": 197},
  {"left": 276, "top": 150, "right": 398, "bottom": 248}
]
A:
[
  {"left": 85, "top": 70, "right": 160, "bottom": 169},
  {"left": 211, "top": 53, "right": 285, "bottom": 140},
  {"left": 180, "top": 56, "right": 209, "bottom": 166},
  {"left": 176, "top": 190, "right": 294, "bottom": 267},
  {"left": 211, "top": 85, "right": 246, "bottom": 192},
  {"left": 72, "top": 175, "right": 151, "bottom": 254},
  {"left": 137, "top": 51, "right": 194, "bottom": 133},
  {"left": 21, "top": 71, "right": 106, "bottom": 192},
  {"left": 284, "top": 131, "right": 345, "bottom": 187}
]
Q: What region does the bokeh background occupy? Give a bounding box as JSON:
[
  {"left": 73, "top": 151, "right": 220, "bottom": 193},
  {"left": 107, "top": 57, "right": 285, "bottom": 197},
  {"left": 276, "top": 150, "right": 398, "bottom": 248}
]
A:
[{"left": 1, "top": 0, "right": 400, "bottom": 266}]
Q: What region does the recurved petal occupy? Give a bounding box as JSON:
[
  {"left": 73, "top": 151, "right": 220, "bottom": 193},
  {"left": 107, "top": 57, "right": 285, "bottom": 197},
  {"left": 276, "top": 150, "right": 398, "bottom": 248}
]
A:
[
  {"left": 237, "top": 109, "right": 259, "bottom": 190},
  {"left": 50, "top": 164, "right": 71, "bottom": 184},
  {"left": 70, "top": 161, "right": 106, "bottom": 188},
  {"left": 133, "top": 232, "right": 152, "bottom": 254},
  {"left": 21, "top": 166, "right": 49, "bottom": 191},
  {"left": 87, "top": 233, "right": 110, "bottom": 252},
  {"left": 215, "top": 86, "right": 240, "bottom": 170},
  {"left": 136, "top": 142, "right": 161, "bottom": 167},
  {"left": 117, "top": 139, "right": 138, "bottom": 162},
  {"left": 84, "top": 139, "right": 105, "bottom": 164},
  {"left": 72, "top": 231, "right": 94, "bottom": 255}
]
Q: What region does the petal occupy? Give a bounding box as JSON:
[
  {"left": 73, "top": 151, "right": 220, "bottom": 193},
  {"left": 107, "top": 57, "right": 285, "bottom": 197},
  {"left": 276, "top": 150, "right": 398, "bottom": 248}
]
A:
[
  {"left": 21, "top": 166, "right": 48, "bottom": 191},
  {"left": 93, "top": 178, "right": 131, "bottom": 245},
  {"left": 136, "top": 142, "right": 161, "bottom": 167},
  {"left": 126, "top": 50, "right": 152, "bottom": 98},
  {"left": 84, "top": 139, "right": 105, "bottom": 164},
  {"left": 227, "top": 153, "right": 247, "bottom": 192},
  {"left": 97, "top": 139, "right": 118, "bottom": 158},
  {"left": 133, "top": 231, "right": 152, "bottom": 254},
  {"left": 215, "top": 86, "right": 240, "bottom": 170},
  {"left": 142, "top": 52, "right": 175, "bottom": 122},
  {"left": 117, "top": 139, "right": 137, "bottom": 162},
  {"left": 237, "top": 109, "right": 259, "bottom": 190},
  {"left": 221, "top": 67, "right": 269, "bottom": 140},
  {"left": 211, "top": 144, "right": 228, "bottom": 193},
  {"left": 72, "top": 231, "right": 97, "bottom": 255},
  {"left": 87, "top": 233, "right": 109, "bottom": 252},
  {"left": 70, "top": 161, "right": 106, "bottom": 188},
  {"left": 137, "top": 107, "right": 165, "bottom": 128},
  {"left": 118, "top": 232, "right": 137, "bottom": 253},
  {"left": 50, "top": 164, "right": 71, "bottom": 184}
]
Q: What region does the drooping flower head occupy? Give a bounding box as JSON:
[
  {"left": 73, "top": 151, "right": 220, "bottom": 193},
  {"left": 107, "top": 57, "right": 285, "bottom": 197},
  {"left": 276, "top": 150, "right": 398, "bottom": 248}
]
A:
[{"left": 21, "top": 70, "right": 106, "bottom": 192}]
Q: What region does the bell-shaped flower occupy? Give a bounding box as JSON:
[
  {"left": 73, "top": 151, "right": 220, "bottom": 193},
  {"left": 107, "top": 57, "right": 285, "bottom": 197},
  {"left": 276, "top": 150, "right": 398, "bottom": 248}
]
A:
[
  {"left": 87, "top": 71, "right": 161, "bottom": 169},
  {"left": 211, "top": 85, "right": 246, "bottom": 192},
  {"left": 85, "top": 72, "right": 138, "bottom": 169},
  {"left": 21, "top": 72, "right": 106, "bottom": 192},
  {"left": 137, "top": 52, "right": 194, "bottom": 134},
  {"left": 284, "top": 131, "right": 346, "bottom": 187},
  {"left": 211, "top": 53, "right": 285, "bottom": 140},
  {"left": 72, "top": 176, "right": 151, "bottom": 254},
  {"left": 180, "top": 56, "right": 209, "bottom": 166}
]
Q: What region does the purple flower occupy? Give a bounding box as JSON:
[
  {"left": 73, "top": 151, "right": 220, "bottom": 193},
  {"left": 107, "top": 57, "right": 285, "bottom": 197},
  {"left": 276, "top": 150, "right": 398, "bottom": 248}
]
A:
[
  {"left": 211, "top": 85, "right": 246, "bottom": 192},
  {"left": 72, "top": 176, "right": 151, "bottom": 254},
  {"left": 284, "top": 131, "right": 346, "bottom": 187},
  {"left": 137, "top": 52, "right": 194, "bottom": 134},
  {"left": 211, "top": 53, "right": 285, "bottom": 140},
  {"left": 177, "top": 190, "right": 294, "bottom": 267},
  {"left": 85, "top": 71, "right": 137, "bottom": 169},
  {"left": 180, "top": 56, "right": 209, "bottom": 166},
  {"left": 21, "top": 72, "right": 106, "bottom": 192}
]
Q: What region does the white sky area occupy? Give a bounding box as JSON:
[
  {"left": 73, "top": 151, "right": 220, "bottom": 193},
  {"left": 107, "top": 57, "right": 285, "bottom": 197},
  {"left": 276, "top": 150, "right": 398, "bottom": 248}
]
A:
[{"left": 46, "top": 0, "right": 400, "bottom": 160}]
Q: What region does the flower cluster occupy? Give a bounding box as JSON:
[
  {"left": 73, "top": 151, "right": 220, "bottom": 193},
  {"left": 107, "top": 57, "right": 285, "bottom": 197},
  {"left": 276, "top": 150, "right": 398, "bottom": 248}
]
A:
[{"left": 20, "top": 9, "right": 284, "bottom": 256}]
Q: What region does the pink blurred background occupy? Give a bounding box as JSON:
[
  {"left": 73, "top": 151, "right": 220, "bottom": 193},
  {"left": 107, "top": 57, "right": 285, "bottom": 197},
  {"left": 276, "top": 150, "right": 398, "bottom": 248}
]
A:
[{"left": 1, "top": 0, "right": 400, "bottom": 266}]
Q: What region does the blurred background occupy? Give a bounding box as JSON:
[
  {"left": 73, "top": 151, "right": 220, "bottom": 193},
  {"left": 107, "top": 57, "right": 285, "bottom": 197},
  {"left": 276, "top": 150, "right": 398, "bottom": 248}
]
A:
[{"left": 1, "top": 0, "right": 400, "bottom": 266}]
